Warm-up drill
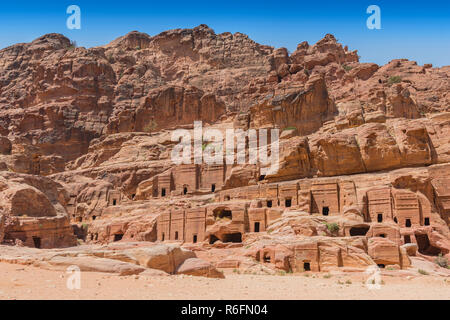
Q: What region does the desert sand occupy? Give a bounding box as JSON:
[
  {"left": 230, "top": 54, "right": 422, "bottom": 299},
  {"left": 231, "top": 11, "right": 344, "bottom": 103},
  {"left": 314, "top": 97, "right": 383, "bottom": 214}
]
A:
[{"left": 1, "top": 262, "right": 448, "bottom": 300}]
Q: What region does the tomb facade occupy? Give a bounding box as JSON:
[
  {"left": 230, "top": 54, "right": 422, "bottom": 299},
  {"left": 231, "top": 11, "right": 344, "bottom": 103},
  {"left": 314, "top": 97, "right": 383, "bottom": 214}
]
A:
[
  {"left": 392, "top": 190, "right": 421, "bottom": 228},
  {"left": 311, "top": 181, "right": 339, "bottom": 215},
  {"left": 185, "top": 207, "right": 207, "bottom": 243},
  {"left": 367, "top": 188, "right": 392, "bottom": 223}
]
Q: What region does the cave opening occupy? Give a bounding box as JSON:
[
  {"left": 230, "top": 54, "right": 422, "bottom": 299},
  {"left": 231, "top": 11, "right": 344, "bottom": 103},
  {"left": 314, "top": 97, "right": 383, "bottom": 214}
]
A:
[
  {"left": 377, "top": 214, "right": 383, "bottom": 223},
  {"left": 405, "top": 219, "right": 411, "bottom": 228},
  {"left": 209, "top": 235, "right": 219, "bottom": 244},
  {"left": 254, "top": 222, "right": 260, "bottom": 232},
  {"left": 285, "top": 198, "right": 292, "bottom": 207},
  {"left": 303, "top": 262, "right": 311, "bottom": 271},
  {"left": 322, "top": 207, "right": 329, "bottom": 216},
  {"left": 404, "top": 235, "right": 411, "bottom": 244},
  {"left": 416, "top": 233, "right": 441, "bottom": 256},
  {"left": 222, "top": 233, "right": 242, "bottom": 243},
  {"left": 32, "top": 236, "right": 41, "bottom": 249},
  {"left": 114, "top": 233, "right": 123, "bottom": 242},
  {"left": 213, "top": 208, "right": 232, "bottom": 220},
  {"left": 349, "top": 226, "right": 369, "bottom": 236}
]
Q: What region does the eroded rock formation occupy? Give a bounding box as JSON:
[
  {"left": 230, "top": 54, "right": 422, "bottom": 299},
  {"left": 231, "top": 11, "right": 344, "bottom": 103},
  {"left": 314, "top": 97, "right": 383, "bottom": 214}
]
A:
[{"left": 0, "top": 25, "right": 449, "bottom": 276}]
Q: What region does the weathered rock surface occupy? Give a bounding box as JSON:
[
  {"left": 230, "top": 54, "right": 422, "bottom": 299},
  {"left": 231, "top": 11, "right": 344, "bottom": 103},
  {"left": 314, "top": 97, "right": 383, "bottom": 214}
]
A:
[{"left": 0, "top": 25, "right": 448, "bottom": 277}]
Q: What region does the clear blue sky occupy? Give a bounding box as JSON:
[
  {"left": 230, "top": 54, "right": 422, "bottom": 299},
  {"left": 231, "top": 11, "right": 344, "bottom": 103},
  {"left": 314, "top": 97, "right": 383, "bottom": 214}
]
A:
[{"left": 1, "top": 0, "right": 449, "bottom": 66}]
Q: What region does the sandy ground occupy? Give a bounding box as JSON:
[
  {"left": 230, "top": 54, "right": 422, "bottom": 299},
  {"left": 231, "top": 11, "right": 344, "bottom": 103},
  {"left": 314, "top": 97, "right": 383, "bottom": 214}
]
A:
[{"left": 0, "top": 262, "right": 449, "bottom": 300}]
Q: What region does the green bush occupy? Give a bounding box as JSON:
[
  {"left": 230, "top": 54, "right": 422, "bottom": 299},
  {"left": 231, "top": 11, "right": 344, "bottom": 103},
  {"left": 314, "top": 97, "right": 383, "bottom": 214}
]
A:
[
  {"left": 388, "top": 76, "right": 402, "bottom": 85},
  {"left": 418, "top": 269, "right": 429, "bottom": 275},
  {"left": 435, "top": 254, "right": 448, "bottom": 268},
  {"left": 343, "top": 65, "right": 353, "bottom": 72},
  {"left": 326, "top": 222, "right": 339, "bottom": 233}
]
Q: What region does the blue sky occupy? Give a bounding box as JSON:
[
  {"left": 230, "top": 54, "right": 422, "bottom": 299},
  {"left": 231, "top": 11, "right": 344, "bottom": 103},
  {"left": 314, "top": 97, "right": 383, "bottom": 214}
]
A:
[{"left": 0, "top": 0, "right": 449, "bottom": 66}]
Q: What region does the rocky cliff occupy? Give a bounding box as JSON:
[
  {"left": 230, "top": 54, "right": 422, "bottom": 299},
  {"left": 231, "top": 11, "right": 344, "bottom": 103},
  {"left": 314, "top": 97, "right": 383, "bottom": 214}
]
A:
[{"left": 0, "top": 25, "right": 449, "bottom": 275}]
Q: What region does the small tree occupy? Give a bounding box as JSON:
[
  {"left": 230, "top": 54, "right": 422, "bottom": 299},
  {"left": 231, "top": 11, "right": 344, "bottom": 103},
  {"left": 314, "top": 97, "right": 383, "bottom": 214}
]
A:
[
  {"left": 388, "top": 76, "right": 402, "bottom": 86},
  {"left": 326, "top": 222, "right": 339, "bottom": 233},
  {"left": 435, "top": 254, "right": 448, "bottom": 268}
]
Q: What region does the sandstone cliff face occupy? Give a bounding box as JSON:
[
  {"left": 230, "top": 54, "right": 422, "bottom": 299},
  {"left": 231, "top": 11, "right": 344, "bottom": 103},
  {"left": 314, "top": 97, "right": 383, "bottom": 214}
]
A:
[
  {"left": 0, "top": 24, "right": 448, "bottom": 276},
  {"left": 0, "top": 172, "right": 76, "bottom": 248}
]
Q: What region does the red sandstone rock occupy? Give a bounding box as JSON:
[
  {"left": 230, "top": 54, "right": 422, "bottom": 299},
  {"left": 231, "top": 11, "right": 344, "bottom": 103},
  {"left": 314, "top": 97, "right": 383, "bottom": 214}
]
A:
[
  {"left": 176, "top": 257, "right": 224, "bottom": 278},
  {"left": 0, "top": 25, "right": 448, "bottom": 277}
]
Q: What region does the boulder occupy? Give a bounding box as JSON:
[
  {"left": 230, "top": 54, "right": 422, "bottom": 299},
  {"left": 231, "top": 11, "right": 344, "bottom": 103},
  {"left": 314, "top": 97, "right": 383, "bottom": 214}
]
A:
[
  {"left": 46, "top": 256, "right": 146, "bottom": 276},
  {"left": 124, "top": 244, "right": 196, "bottom": 274},
  {"left": 402, "top": 243, "right": 418, "bottom": 256},
  {"left": 176, "top": 258, "right": 225, "bottom": 278}
]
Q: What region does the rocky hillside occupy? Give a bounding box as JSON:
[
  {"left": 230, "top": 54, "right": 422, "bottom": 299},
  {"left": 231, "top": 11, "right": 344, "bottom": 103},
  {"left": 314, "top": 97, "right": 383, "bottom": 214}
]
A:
[{"left": 0, "top": 25, "right": 449, "bottom": 275}]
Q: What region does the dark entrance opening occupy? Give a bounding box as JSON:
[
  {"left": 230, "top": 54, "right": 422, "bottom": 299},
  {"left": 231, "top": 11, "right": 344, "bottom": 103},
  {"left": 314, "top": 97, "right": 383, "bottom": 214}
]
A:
[
  {"left": 161, "top": 188, "right": 166, "bottom": 197},
  {"left": 416, "top": 233, "right": 441, "bottom": 256},
  {"left": 222, "top": 233, "right": 242, "bottom": 243},
  {"left": 377, "top": 214, "right": 383, "bottom": 223},
  {"left": 405, "top": 219, "right": 411, "bottom": 228},
  {"left": 32, "top": 236, "right": 41, "bottom": 249},
  {"left": 378, "top": 234, "right": 386, "bottom": 238},
  {"left": 394, "top": 217, "right": 398, "bottom": 224},
  {"left": 114, "top": 233, "right": 123, "bottom": 242},
  {"left": 193, "top": 234, "right": 198, "bottom": 243},
  {"left": 349, "top": 226, "right": 369, "bottom": 236},
  {"left": 161, "top": 233, "right": 165, "bottom": 241},
  {"left": 263, "top": 254, "right": 271, "bottom": 263},
  {"left": 378, "top": 264, "right": 385, "bottom": 268},
  {"left": 285, "top": 198, "right": 292, "bottom": 207},
  {"left": 322, "top": 207, "right": 329, "bottom": 216},
  {"left": 211, "top": 184, "right": 216, "bottom": 193},
  {"left": 113, "top": 199, "right": 117, "bottom": 206},
  {"left": 209, "top": 235, "right": 219, "bottom": 244},
  {"left": 214, "top": 208, "right": 232, "bottom": 220},
  {"left": 424, "top": 217, "right": 430, "bottom": 226},
  {"left": 254, "top": 222, "right": 260, "bottom": 232},
  {"left": 303, "top": 262, "right": 311, "bottom": 271},
  {"left": 175, "top": 231, "right": 179, "bottom": 240},
  {"left": 404, "top": 235, "right": 411, "bottom": 244},
  {"left": 224, "top": 195, "right": 230, "bottom": 201},
  {"left": 92, "top": 215, "right": 96, "bottom": 221},
  {"left": 183, "top": 187, "right": 188, "bottom": 195},
  {"left": 267, "top": 200, "right": 273, "bottom": 208},
  {"left": 259, "top": 175, "right": 266, "bottom": 181}
]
